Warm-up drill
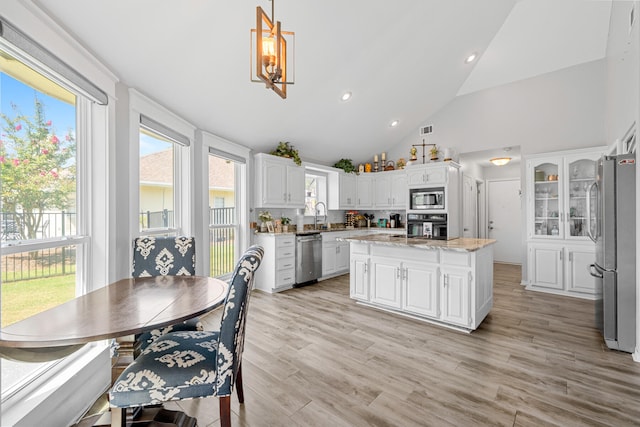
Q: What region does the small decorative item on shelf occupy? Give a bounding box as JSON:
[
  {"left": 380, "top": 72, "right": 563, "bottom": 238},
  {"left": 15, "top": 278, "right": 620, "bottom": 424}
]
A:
[
  {"left": 364, "top": 213, "right": 375, "bottom": 228},
  {"left": 409, "top": 147, "right": 418, "bottom": 161},
  {"left": 270, "top": 141, "right": 302, "bottom": 165},
  {"left": 429, "top": 145, "right": 439, "bottom": 161},
  {"left": 333, "top": 158, "right": 356, "bottom": 173},
  {"left": 358, "top": 164, "right": 364, "bottom": 173},
  {"left": 258, "top": 211, "right": 273, "bottom": 232},
  {"left": 354, "top": 214, "right": 366, "bottom": 227},
  {"left": 396, "top": 158, "right": 406, "bottom": 169},
  {"left": 280, "top": 216, "right": 291, "bottom": 233},
  {"left": 384, "top": 161, "right": 395, "bottom": 171},
  {"left": 535, "top": 170, "right": 545, "bottom": 181},
  {"left": 365, "top": 163, "right": 372, "bottom": 172}
]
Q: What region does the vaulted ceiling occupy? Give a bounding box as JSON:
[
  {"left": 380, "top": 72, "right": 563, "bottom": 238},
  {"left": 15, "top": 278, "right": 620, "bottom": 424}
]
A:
[{"left": 33, "top": 0, "right": 611, "bottom": 164}]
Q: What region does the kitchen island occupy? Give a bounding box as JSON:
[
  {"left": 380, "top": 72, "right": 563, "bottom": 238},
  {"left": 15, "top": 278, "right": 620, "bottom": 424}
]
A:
[{"left": 341, "top": 234, "right": 496, "bottom": 332}]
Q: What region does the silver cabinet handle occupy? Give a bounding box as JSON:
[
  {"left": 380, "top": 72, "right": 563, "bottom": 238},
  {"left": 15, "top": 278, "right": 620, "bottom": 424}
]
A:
[
  {"left": 560, "top": 251, "right": 563, "bottom": 261},
  {"left": 364, "top": 263, "right": 368, "bottom": 273},
  {"left": 396, "top": 267, "right": 401, "bottom": 278},
  {"left": 284, "top": 192, "right": 287, "bottom": 202},
  {"left": 443, "top": 274, "right": 448, "bottom": 287},
  {"left": 569, "top": 252, "right": 573, "bottom": 262}
]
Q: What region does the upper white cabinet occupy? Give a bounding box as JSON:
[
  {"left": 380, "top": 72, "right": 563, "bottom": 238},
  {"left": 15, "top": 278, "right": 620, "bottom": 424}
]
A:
[
  {"left": 356, "top": 174, "right": 374, "bottom": 208},
  {"left": 406, "top": 163, "right": 449, "bottom": 186},
  {"left": 374, "top": 170, "right": 407, "bottom": 209},
  {"left": 526, "top": 149, "right": 602, "bottom": 240},
  {"left": 254, "top": 153, "right": 305, "bottom": 208},
  {"left": 339, "top": 173, "right": 357, "bottom": 208}
]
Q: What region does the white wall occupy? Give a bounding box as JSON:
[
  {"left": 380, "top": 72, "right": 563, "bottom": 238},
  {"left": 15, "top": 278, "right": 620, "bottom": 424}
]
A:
[{"left": 387, "top": 59, "right": 607, "bottom": 163}]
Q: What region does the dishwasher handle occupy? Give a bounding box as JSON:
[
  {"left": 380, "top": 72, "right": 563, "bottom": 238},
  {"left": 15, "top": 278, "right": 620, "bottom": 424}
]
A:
[{"left": 297, "top": 236, "right": 321, "bottom": 243}]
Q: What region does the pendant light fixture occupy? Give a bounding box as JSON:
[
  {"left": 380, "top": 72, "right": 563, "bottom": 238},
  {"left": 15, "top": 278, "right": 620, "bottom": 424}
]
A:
[{"left": 251, "top": 0, "right": 295, "bottom": 99}]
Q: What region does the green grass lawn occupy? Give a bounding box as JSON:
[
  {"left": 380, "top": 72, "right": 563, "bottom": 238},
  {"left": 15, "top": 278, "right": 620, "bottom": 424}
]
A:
[
  {"left": 1, "top": 274, "right": 75, "bottom": 327},
  {"left": 2, "top": 246, "right": 235, "bottom": 327}
]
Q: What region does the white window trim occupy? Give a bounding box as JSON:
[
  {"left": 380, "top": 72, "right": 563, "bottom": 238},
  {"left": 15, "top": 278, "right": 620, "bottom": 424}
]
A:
[
  {"left": 195, "top": 130, "right": 251, "bottom": 276},
  {"left": 129, "top": 89, "right": 195, "bottom": 242},
  {"left": 1, "top": 4, "right": 117, "bottom": 425}
]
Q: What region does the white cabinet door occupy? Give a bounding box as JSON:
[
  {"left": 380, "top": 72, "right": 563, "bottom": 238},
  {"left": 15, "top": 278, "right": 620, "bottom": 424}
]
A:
[
  {"left": 336, "top": 242, "right": 350, "bottom": 272},
  {"left": 425, "top": 167, "right": 447, "bottom": 184},
  {"left": 287, "top": 164, "right": 306, "bottom": 207},
  {"left": 391, "top": 173, "right": 407, "bottom": 208},
  {"left": 322, "top": 242, "right": 337, "bottom": 276},
  {"left": 261, "top": 158, "right": 287, "bottom": 206},
  {"left": 441, "top": 267, "right": 470, "bottom": 327},
  {"left": 529, "top": 244, "right": 563, "bottom": 290},
  {"left": 357, "top": 175, "right": 374, "bottom": 208},
  {"left": 370, "top": 257, "right": 402, "bottom": 308},
  {"left": 350, "top": 254, "right": 369, "bottom": 301},
  {"left": 407, "top": 168, "right": 426, "bottom": 186},
  {"left": 340, "top": 173, "right": 357, "bottom": 208},
  {"left": 566, "top": 246, "right": 597, "bottom": 294},
  {"left": 374, "top": 174, "right": 392, "bottom": 208},
  {"left": 402, "top": 261, "right": 439, "bottom": 317}
]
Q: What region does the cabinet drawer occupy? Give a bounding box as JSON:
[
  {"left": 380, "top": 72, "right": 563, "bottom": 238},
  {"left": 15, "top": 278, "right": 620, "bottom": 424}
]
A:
[
  {"left": 276, "top": 256, "right": 295, "bottom": 270},
  {"left": 276, "top": 236, "right": 295, "bottom": 249},
  {"left": 278, "top": 247, "right": 295, "bottom": 258},
  {"left": 441, "top": 251, "right": 471, "bottom": 267},
  {"left": 371, "top": 245, "right": 439, "bottom": 263},
  {"left": 276, "top": 268, "right": 295, "bottom": 286}
]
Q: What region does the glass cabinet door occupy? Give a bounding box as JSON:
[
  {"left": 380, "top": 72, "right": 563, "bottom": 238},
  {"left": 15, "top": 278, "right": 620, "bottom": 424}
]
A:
[
  {"left": 532, "top": 161, "right": 561, "bottom": 238},
  {"left": 566, "top": 158, "right": 597, "bottom": 238}
]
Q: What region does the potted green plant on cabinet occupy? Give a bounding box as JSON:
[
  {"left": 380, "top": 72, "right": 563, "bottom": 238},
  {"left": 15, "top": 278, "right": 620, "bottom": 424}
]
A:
[{"left": 280, "top": 216, "right": 291, "bottom": 232}]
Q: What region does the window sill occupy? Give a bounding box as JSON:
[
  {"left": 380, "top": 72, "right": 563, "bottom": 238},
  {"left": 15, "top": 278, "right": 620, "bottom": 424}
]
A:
[{"left": 1, "top": 342, "right": 110, "bottom": 427}]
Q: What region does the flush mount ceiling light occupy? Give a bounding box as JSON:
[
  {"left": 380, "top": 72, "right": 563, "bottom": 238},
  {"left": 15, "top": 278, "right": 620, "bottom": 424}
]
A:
[
  {"left": 465, "top": 52, "right": 477, "bottom": 63},
  {"left": 251, "top": 0, "right": 295, "bottom": 99},
  {"left": 341, "top": 91, "right": 352, "bottom": 101},
  {"left": 490, "top": 157, "right": 511, "bottom": 166},
  {"left": 389, "top": 120, "right": 400, "bottom": 128}
]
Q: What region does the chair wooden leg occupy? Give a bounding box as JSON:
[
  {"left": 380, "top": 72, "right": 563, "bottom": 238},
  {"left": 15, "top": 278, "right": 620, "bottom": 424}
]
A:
[
  {"left": 236, "top": 364, "right": 245, "bottom": 404},
  {"left": 110, "top": 407, "right": 126, "bottom": 427},
  {"left": 219, "top": 396, "right": 231, "bottom": 427}
]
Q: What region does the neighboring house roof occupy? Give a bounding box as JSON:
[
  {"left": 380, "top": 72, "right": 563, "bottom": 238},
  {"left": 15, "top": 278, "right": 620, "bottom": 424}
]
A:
[{"left": 140, "top": 149, "right": 234, "bottom": 190}]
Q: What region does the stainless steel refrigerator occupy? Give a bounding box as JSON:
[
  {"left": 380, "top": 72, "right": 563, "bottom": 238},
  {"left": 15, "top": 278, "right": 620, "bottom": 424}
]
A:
[{"left": 588, "top": 153, "right": 636, "bottom": 353}]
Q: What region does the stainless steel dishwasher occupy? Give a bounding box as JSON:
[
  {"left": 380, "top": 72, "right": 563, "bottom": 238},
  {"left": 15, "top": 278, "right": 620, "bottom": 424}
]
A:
[{"left": 295, "top": 232, "right": 322, "bottom": 286}]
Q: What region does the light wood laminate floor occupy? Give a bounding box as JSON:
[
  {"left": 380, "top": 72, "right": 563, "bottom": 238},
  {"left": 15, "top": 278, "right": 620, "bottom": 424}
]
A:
[{"left": 163, "top": 263, "right": 640, "bottom": 426}]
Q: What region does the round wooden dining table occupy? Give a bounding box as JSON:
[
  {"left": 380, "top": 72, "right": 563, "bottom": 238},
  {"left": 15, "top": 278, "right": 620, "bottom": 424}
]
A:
[{"left": 0, "top": 275, "right": 228, "bottom": 361}]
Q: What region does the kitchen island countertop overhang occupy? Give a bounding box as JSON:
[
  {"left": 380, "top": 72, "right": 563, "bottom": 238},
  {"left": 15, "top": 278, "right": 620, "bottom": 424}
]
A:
[
  {"left": 342, "top": 234, "right": 496, "bottom": 332},
  {"left": 338, "top": 234, "right": 496, "bottom": 251}
]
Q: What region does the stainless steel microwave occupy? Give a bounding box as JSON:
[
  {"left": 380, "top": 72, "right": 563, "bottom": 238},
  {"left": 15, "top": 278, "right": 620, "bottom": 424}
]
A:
[{"left": 409, "top": 187, "right": 445, "bottom": 210}]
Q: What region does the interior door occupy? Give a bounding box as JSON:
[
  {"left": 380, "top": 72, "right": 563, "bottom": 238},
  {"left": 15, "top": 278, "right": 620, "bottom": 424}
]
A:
[{"left": 487, "top": 179, "right": 522, "bottom": 264}]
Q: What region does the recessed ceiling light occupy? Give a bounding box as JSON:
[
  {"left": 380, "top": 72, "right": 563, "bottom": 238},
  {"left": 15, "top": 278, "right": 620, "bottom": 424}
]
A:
[
  {"left": 389, "top": 120, "right": 399, "bottom": 128},
  {"left": 465, "top": 52, "right": 477, "bottom": 63},
  {"left": 341, "top": 91, "right": 352, "bottom": 101}
]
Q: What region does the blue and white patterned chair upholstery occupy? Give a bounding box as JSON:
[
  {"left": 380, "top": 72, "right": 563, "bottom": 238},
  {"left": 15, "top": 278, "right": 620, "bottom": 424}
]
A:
[
  {"left": 132, "top": 236, "right": 203, "bottom": 356},
  {"left": 110, "top": 245, "right": 264, "bottom": 427}
]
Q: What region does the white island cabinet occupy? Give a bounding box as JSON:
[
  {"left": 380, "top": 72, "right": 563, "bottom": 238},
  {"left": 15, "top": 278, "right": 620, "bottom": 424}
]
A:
[{"left": 343, "top": 234, "right": 495, "bottom": 332}]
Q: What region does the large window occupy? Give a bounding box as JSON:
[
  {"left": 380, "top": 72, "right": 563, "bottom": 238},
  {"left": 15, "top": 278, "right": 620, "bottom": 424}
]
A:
[
  {"left": 139, "top": 129, "right": 175, "bottom": 230},
  {"left": 0, "top": 49, "right": 88, "bottom": 398},
  {"left": 208, "top": 153, "right": 239, "bottom": 278},
  {"left": 137, "top": 113, "right": 190, "bottom": 235}
]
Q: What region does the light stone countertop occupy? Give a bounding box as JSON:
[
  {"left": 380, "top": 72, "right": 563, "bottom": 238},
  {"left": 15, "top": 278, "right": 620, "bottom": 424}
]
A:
[{"left": 340, "top": 234, "right": 497, "bottom": 252}]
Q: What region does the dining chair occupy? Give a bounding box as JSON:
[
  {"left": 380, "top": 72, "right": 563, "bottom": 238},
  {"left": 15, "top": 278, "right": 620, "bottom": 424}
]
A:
[
  {"left": 110, "top": 245, "right": 264, "bottom": 427},
  {"left": 132, "top": 236, "right": 203, "bottom": 356}
]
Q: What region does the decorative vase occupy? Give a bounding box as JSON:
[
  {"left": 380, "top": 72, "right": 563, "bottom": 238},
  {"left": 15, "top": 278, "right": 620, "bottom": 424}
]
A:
[
  {"left": 260, "top": 222, "right": 267, "bottom": 232},
  {"left": 282, "top": 225, "right": 288, "bottom": 233}
]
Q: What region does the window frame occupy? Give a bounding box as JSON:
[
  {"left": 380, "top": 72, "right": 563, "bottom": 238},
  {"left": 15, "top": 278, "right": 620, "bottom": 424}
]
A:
[
  {"left": 0, "top": 35, "right": 113, "bottom": 426},
  {"left": 129, "top": 89, "right": 195, "bottom": 241}
]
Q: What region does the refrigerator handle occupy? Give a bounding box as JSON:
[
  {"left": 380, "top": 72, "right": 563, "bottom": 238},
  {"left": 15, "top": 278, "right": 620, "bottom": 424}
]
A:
[
  {"left": 589, "top": 263, "right": 604, "bottom": 279},
  {"left": 585, "top": 181, "right": 597, "bottom": 243}
]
